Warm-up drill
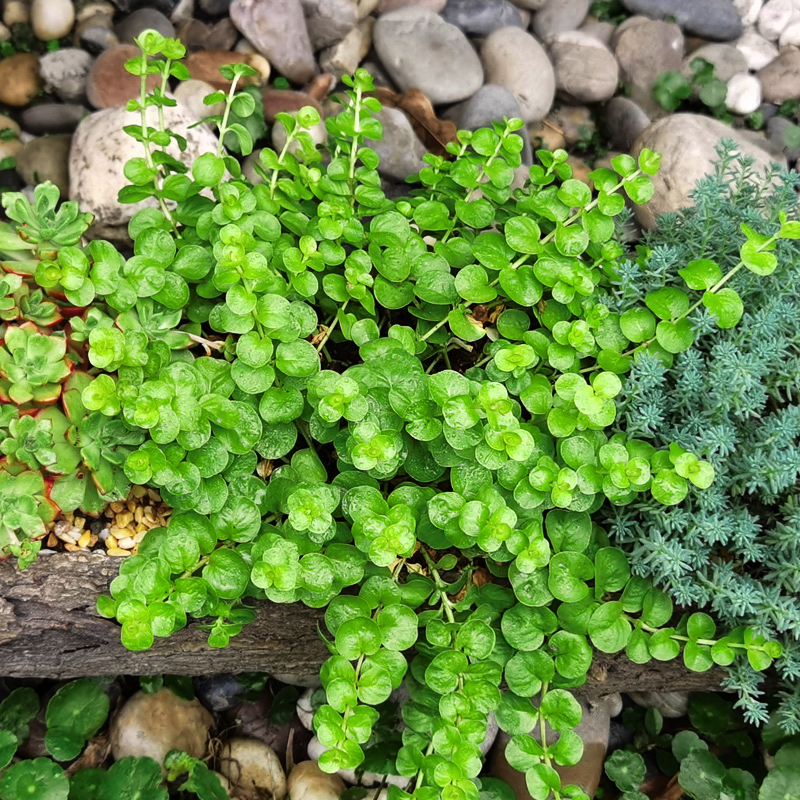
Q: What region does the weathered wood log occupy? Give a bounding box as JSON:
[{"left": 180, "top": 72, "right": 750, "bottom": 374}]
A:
[{"left": 0, "top": 552, "right": 727, "bottom": 696}]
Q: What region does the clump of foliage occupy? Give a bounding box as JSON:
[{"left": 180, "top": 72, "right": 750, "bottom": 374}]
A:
[
  {"left": 0, "top": 188, "right": 145, "bottom": 563},
  {"left": 653, "top": 58, "right": 730, "bottom": 121},
  {"left": 604, "top": 692, "right": 800, "bottom": 799},
  {"left": 1, "top": 28, "right": 791, "bottom": 800},
  {"left": 589, "top": 0, "right": 629, "bottom": 24},
  {"left": 607, "top": 144, "right": 800, "bottom": 730},
  {"left": 0, "top": 680, "right": 228, "bottom": 800}
]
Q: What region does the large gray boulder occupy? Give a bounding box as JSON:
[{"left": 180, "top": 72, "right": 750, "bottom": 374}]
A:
[
  {"left": 632, "top": 113, "right": 784, "bottom": 229},
  {"left": 69, "top": 103, "right": 219, "bottom": 228}
]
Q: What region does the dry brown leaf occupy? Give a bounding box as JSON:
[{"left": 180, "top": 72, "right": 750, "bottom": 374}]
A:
[
  {"left": 650, "top": 774, "right": 685, "bottom": 800},
  {"left": 472, "top": 568, "right": 491, "bottom": 588},
  {"left": 488, "top": 304, "right": 505, "bottom": 324},
  {"left": 310, "top": 327, "right": 328, "bottom": 346},
  {"left": 64, "top": 732, "right": 112, "bottom": 777},
  {"left": 370, "top": 87, "right": 458, "bottom": 157}
]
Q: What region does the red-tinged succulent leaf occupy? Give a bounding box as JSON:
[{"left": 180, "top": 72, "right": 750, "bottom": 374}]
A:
[
  {"left": 0, "top": 259, "right": 38, "bottom": 277},
  {"left": 62, "top": 371, "right": 92, "bottom": 423}
]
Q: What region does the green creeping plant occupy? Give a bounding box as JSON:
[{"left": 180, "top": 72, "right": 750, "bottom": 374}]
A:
[
  {"left": 605, "top": 693, "right": 800, "bottom": 800},
  {"left": 0, "top": 680, "right": 227, "bottom": 800},
  {"left": 0, "top": 27, "right": 786, "bottom": 800}
]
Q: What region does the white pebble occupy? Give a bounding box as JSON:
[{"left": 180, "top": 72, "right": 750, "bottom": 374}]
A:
[
  {"left": 780, "top": 16, "right": 800, "bottom": 44},
  {"left": 759, "top": 0, "right": 793, "bottom": 39},
  {"left": 735, "top": 0, "right": 764, "bottom": 26},
  {"left": 31, "top": 0, "right": 75, "bottom": 40},
  {"left": 726, "top": 72, "right": 763, "bottom": 114},
  {"left": 736, "top": 27, "right": 780, "bottom": 69}
]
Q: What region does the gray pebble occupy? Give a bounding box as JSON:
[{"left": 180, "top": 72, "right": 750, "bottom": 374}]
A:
[
  {"left": 374, "top": 6, "right": 484, "bottom": 104},
  {"left": 767, "top": 115, "right": 800, "bottom": 162},
  {"left": 115, "top": 8, "right": 175, "bottom": 43},
  {"left": 614, "top": 19, "right": 684, "bottom": 114},
  {"left": 549, "top": 31, "right": 619, "bottom": 104},
  {"left": 682, "top": 43, "right": 748, "bottom": 84},
  {"left": 533, "top": 0, "right": 589, "bottom": 38},
  {"left": 300, "top": 0, "right": 358, "bottom": 50},
  {"left": 372, "top": 106, "right": 428, "bottom": 181},
  {"left": 621, "top": 0, "right": 742, "bottom": 40},
  {"left": 199, "top": 0, "right": 233, "bottom": 12},
  {"left": 39, "top": 48, "right": 93, "bottom": 103},
  {"left": 441, "top": 0, "right": 523, "bottom": 37},
  {"left": 20, "top": 103, "right": 88, "bottom": 135},
  {"left": 15, "top": 134, "right": 72, "bottom": 197},
  {"left": 603, "top": 96, "right": 651, "bottom": 152},
  {"left": 443, "top": 84, "right": 532, "bottom": 164},
  {"left": 194, "top": 674, "right": 248, "bottom": 713}
]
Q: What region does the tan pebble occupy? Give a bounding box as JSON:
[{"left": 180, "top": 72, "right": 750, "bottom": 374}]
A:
[
  {"left": 107, "top": 547, "right": 131, "bottom": 557},
  {"left": 568, "top": 155, "right": 592, "bottom": 186},
  {"left": 116, "top": 511, "right": 133, "bottom": 528},
  {"left": 106, "top": 534, "right": 118, "bottom": 549},
  {"left": 117, "top": 537, "right": 136, "bottom": 550},
  {"left": 133, "top": 530, "right": 147, "bottom": 543},
  {"left": 76, "top": 2, "right": 115, "bottom": 23},
  {"left": 131, "top": 485, "right": 147, "bottom": 498},
  {"left": 0, "top": 138, "right": 21, "bottom": 160},
  {"left": 88, "top": 534, "right": 98, "bottom": 547},
  {"left": 126, "top": 499, "right": 136, "bottom": 511},
  {"left": 147, "top": 489, "right": 161, "bottom": 501},
  {"left": 246, "top": 53, "right": 271, "bottom": 82},
  {"left": 0, "top": 114, "right": 20, "bottom": 138},
  {"left": 73, "top": 517, "right": 85, "bottom": 529},
  {"left": 358, "top": 0, "right": 378, "bottom": 18},
  {"left": 46, "top": 532, "right": 58, "bottom": 548},
  {"left": 135, "top": 523, "right": 148, "bottom": 534},
  {"left": 77, "top": 530, "right": 91, "bottom": 549},
  {"left": 109, "top": 525, "right": 126, "bottom": 538},
  {"left": 3, "top": 0, "right": 29, "bottom": 27},
  {"left": 134, "top": 507, "right": 144, "bottom": 523},
  {"left": 185, "top": 50, "right": 264, "bottom": 91},
  {"left": 110, "top": 501, "right": 125, "bottom": 512},
  {"left": 529, "top": 121, "right": 566, "bottom": 152},
  {"left": 64, "top": 543, "right": 80, "bottom": 552},
  {"left": 358, "top": 17, "right": 374, "bottom": 60}
]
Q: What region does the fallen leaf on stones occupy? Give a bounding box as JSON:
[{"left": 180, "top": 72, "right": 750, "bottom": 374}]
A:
[
  {"left": 370, "top": 88, "right": 457, "bottom": 156},
  {"left": 65, "top": 732, "right": 112, "bottom": 777}
]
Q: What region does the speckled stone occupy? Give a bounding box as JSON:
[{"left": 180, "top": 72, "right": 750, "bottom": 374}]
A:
[
  {"left": 481, "top": 26, "right": 555, "bottom": 123},
  {"left": 632, "top": 114, "right": 783, "bottom": 229},
  {"left": 230, "top": 0, "right": 316, "bottom": 85},
  {"left": 373, "top": 6, "right": 484, "bottom": 104},
  {"left": 758, "top": 50, "right": 800, "bottom": 104}
]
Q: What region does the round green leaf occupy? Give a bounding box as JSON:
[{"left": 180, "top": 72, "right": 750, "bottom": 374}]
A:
[{"left": 202, "top": 548, "right": 249, "bottom": 599}]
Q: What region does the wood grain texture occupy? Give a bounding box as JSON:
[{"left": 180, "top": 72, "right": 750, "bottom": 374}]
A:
[
  {"left": 0, "top": 552, "right": 727, "bottom": 695},
  {"left": 0, "top": 552, "right": 329, "bottom": 679}
]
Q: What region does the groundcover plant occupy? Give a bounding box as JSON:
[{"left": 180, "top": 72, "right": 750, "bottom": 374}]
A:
[
  {"left": 606, "top": 145, "right": 800, "bottom": 734},
  {"left": 0, "top": 30, "right": 790, "bottom": 800}
]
